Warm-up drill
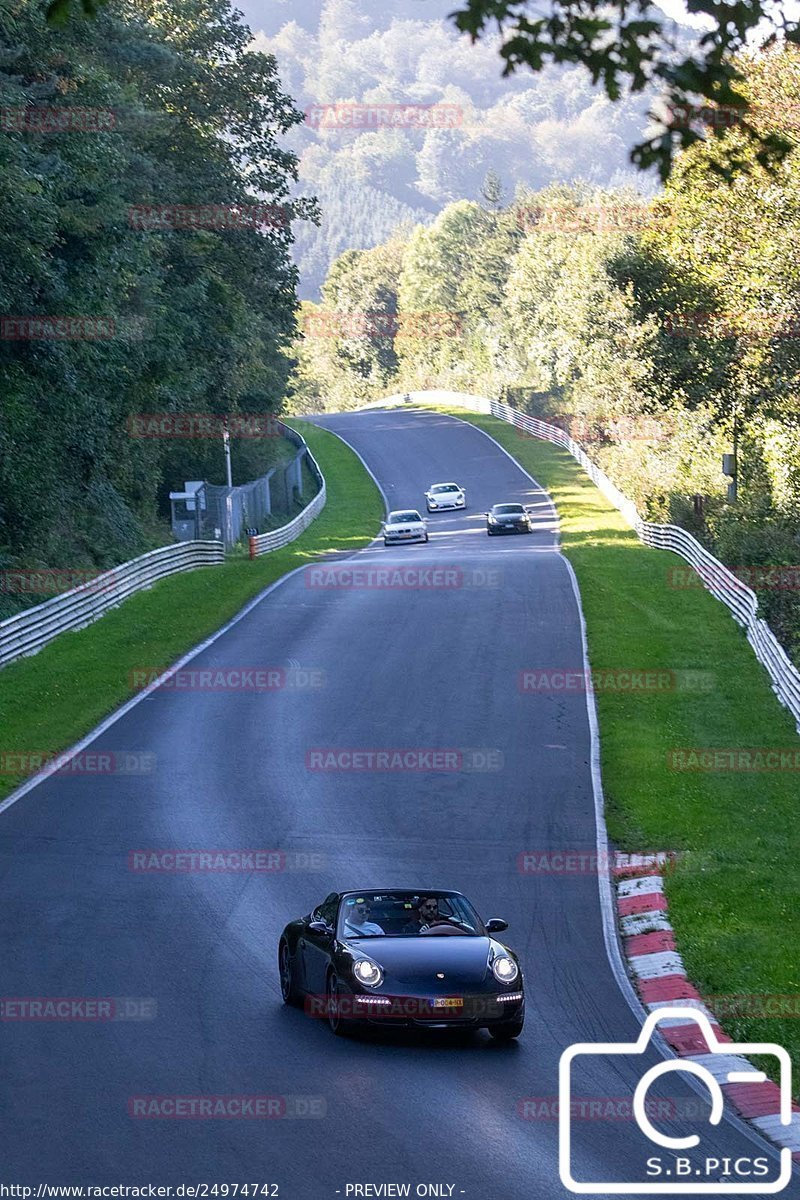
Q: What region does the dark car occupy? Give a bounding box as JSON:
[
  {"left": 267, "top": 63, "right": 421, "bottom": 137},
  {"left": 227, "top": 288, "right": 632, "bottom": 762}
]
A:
[
  {"left": 278, "top": 888, "right": 525, "bottom": 1040},
  {"left": 486, "top": 502, "right": 534, "bottom": 535}
]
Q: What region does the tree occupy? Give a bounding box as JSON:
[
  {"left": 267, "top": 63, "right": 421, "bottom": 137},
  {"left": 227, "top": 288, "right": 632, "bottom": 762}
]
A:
[
  {"left": 449, "top": 0, "right": 799, "bottom": 178},
  {"left": 0, "top": 0, "right": 309, "bottom": 584},
  {"left": 480, "top": 168, "right": 504, "bottom": 210}
]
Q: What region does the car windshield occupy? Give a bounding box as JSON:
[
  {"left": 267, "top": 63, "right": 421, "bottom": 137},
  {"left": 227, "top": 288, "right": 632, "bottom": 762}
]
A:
[
  {"left": 388, "top": 511, "right": 421, "bottom": 523},
  {"left": 432, "top": 484, "right": 457, "bottom": 493},
  {"left": 494, "top": 504, "right": 524, "bottom": 514},
  {"left": 338, "top": 891, "right": 485, "bottom": 938}
]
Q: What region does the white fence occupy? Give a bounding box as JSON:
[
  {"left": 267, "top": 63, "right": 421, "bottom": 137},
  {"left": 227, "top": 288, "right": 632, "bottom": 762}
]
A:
[
  {"left": 248, "top": 446, "right": 326, "bottom": 557},
  {"left": 0, "top": 541, "right": 224, "bottom": 669},
  {"left": 369, "top": 390, "right": 800, "bottom": 731}
]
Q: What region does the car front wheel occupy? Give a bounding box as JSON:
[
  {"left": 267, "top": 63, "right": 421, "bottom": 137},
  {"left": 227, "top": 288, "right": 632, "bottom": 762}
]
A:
[{"left": 326, "top": 972, "right": 350, "bottom": 1037}]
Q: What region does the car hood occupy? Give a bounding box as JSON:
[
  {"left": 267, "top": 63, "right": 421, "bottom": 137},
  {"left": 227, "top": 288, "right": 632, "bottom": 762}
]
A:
[{"left": 346, "top": 935, "right": 497, "bottom": 988}]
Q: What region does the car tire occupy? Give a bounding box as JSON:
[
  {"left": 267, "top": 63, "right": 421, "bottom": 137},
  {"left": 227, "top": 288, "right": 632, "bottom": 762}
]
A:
[
  {"left": 423, "top": 533, "right": 429, "bottom": 543},
  {"left": 326, "top": 972, "right": 351, "bottom": 1037},
  {"left": 383, "top": 538, "right": 390, "bottom": 546},
  {"left": 279, "top": 940, "right": 300, "bottom": 1006},
  {"left": 488, "top": 1017, "right": 524, "bottom": 1042}
]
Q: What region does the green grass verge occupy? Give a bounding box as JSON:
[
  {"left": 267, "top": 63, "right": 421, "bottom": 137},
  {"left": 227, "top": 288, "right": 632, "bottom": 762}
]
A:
[
  {"left": 429, "top": 404, "right": 800, "bottom": 1073},
  {"left": 0, "top": 420, "right": 382, "bottom": 801}
]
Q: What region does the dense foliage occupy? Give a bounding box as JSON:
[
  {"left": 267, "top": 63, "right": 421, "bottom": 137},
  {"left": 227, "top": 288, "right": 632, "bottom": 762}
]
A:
[
  {"left": 292, "top": 46, "right": 800, "bottom": 661},
  {"left": 250, "top": 0, "right": 654, "bottom": 299},
  {"left": 450, "top": 0, "right": 800, "bottom": 179},
  {"left": 0, "top": 0, "right": 310, "bottom": 601}
]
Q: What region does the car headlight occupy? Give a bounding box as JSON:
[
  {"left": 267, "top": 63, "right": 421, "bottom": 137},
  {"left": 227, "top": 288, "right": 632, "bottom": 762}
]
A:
[
  {"left": 492, "top": 955, "right": 519, "bottom": 984},
  {"left": 487, "top": 514, "right": 496, "bottom": 524},
  {"left": 353, "top": 959, "right": 384, "bottom": 988}
]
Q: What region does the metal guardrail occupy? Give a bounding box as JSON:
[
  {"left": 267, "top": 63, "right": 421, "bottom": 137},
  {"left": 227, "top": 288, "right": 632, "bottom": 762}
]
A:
[
  {"left": 0, "top": 541, "right": 224, "bottom": 669},
  {"left": 0, "top": 422, "right": 328, "bottom": 668},
  {"left": 248, "top": 447, "right": 326, "bottom": 558},
  {"left": 368, "top": 390, "right": 800, "bottom": 731}
]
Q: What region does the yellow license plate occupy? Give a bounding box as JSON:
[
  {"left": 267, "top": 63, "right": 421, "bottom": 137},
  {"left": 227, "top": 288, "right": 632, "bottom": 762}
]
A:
[{"left": 433, "top": 997, "right": 463, "bottom": 1008}]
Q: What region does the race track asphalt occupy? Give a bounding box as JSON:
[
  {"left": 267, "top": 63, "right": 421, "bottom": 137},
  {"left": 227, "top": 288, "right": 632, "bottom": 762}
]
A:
[{"left": 1, "top": 408, "right": 794, "bottom": 1199}]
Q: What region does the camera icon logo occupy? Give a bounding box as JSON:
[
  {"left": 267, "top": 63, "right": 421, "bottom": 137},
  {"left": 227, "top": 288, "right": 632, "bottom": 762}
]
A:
[{"left": 559, "top": 1006, "right": 793, "bottom": 1193}]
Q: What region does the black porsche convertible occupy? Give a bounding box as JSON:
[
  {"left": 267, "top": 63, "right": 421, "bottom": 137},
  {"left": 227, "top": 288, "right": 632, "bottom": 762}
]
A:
[{"left": 278, "top": 888, "right": 525, "bottom": 1040}]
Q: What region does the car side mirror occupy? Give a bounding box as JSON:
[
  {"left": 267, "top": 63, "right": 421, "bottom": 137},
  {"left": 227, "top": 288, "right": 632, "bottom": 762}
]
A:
[
  {"left": 309, "top": 920, "right": 333, "bottom": 938},
  {"left": 485, "top": 918, "right": 508, "bottom": 933}
]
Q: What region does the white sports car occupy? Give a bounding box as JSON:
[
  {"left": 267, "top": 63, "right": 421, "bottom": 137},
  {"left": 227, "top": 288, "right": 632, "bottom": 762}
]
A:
[
  {"left": 383, "top": 510, "right": 429, "bottom": 546},
  {"left": 425, "top": 482, "right": 466, "bottom": 512}
]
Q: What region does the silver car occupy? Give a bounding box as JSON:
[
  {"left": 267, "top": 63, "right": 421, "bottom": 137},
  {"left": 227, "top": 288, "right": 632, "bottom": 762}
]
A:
[{"left": 383, "top": 510, "right": 429, "bottom": 546}]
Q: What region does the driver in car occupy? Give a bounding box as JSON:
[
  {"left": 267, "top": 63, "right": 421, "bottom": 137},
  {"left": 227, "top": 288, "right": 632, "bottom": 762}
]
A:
[
  {"left": 344, "top": 899, "right": 385, "bottom": 937},
  {"left": 402, "top": 896, "right": 452, "bottom": 934}
]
